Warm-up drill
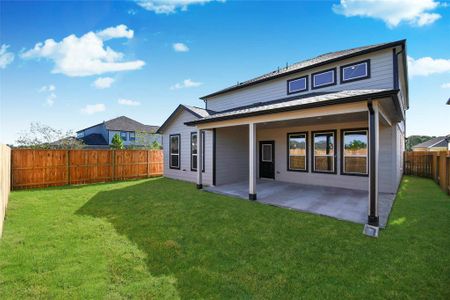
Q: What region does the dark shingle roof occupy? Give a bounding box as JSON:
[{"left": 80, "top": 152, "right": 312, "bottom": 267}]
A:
[
  {"left": 80, "top": 133, "right": 108, "bottom": 145},
  {"left": 186, "top": 89, "right": 398, "bottom": 125},
  {"left": 201, "top": 40, "right": 406, "bottom": 99},
  {"left": 413, "top": 136, "right": 449, "bottom": 149},
  {"left": 156, "top": 105, "right": 213, "bottom": 134},
  {"left": 78, "top": 116, "right": 159, "bottom": 133}
]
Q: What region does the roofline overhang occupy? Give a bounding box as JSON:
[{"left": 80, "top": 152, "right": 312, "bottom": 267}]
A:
[
  {"left": 156, "top": 104, "right": 205, "bottom": 134},
  {"left": 200, "top": 40, "right": 406, "bottom": 100},
  {"left": 186, "top": 89, "right": 400, "bottom": 126}
]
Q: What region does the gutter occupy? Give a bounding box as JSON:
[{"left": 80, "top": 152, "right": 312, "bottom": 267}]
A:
[{"left": 186, "top": 90, "right": 400, "bottom": 126}]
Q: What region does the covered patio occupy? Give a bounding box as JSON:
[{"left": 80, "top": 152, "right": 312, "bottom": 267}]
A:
[{"left": 206, "top": 180, "right": 396, "bottom": 227}]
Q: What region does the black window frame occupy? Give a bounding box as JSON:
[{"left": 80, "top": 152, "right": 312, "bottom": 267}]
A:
[
  {"left": 129, "top": 132, "right": 136, "bottom": 142},
  {"left": 120, "top": 131, "right": 128, "bottom": 141},
  {"left": 311, "top": 130, "right": 337, "bottom": 174},
  {"left": 287, "top": 75, "right": 308, "bottom": 95},
  {"left": 287, "top": 132, "right": 309, "bottom": 172},
  {"left": 340, "top": 59, "right": 371, "bottom": 84},
  {"left": 169, "top": 134, "right": 181, "bottom": 170},
  {"left": 190, "top": 131, "right": 205, "bottom": 172},
  {"left": 311, "top": 68, "right": 337, "bottom": 90},
  {"left": 340, "top": 128, "right": 369, "bottom": 177}
]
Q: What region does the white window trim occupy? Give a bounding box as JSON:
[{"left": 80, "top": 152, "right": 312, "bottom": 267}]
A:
[
  {"left": 288, "top": 77, "right": 307, "bottom": 93},
  {"left": 313, "top": 131, "right": 335, "bottom": 173},
  {"left": 313, "top": 70, "right": 335, "bottom": 88},
  {"left": 342, "top": 62, "right": 368, "bottom": 81},
  {"left": 342, "top": 129, "right": 368, "bottom": 175},
  {"left": 170, "top": 135, "right": 180, "bottom": 169},
  {"left": 261, "top": 144, "right": 273, "bottom": 162},
  {"left": 288, "top": 133, "right": 307, "bottom": 171}
]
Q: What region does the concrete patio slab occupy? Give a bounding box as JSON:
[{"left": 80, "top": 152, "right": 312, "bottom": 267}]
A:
[{"left": 205, "top": 180, "right": 396, "bottom": 228}]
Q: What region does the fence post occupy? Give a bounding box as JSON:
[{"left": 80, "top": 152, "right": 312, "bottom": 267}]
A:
[
  {"left": 66, "top": 150, "right": 70, "bottom": 185},
  {"left": 147, "top": 150, "right": 150, "bottom": 178},
  {"left": 112, "top": 150, "right": 115, "bottom": 182}
]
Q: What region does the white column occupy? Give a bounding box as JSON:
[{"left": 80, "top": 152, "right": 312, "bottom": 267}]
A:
[
  {"left": 249, "top": 123, "right": 257, "bottom": 200},
  {"left": 197, "top": 128, "right": 203, "bottom": 189},
  {"left": 368, "top": 101, "right": 379, "bottom": 226}
]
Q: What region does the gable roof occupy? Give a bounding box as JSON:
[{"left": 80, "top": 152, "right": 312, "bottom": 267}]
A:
[
  {"left": 156, "top": 104, "right": 213, "bottom": 134},
  {"left": 77, "top": 116, "right": 159, "bottom": 133},
  {"left": 201, "top": 40, "right": 406, "bottom": 100},
  {"left": 186, "top": 89, "right": 399, "bottom": 126},
  {"left": 412, "top": 136, "right": 449, "bottom": 149}
]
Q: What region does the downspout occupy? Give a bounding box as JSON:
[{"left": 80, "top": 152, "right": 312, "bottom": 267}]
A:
[{"left": 368, "top": 100, "right": 379, "bottom": 227}]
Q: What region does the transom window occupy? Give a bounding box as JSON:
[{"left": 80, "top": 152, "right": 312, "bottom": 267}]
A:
[
  {"left": 341, "top": 60, "right": 370, "bottom": 83},
  {"left": 120, "top": 131, "right": 127, "bottom": 141},
  {"left": 170, "top": 134, "right": 180, "bottom": 169},
  {"left": 342, "top": 129, "right": 368, "bottom": 175},
  {"left": 312, "top": 131, "right": 336, "bottom": 173},
  {"left": 288, "top": 133, "right": 307, "bottom": 171},
  {"left": 312, "top": 68, "right": 336, "bottom": 89},
  {"left": 287, "top": 76, "right": 308, "bottom": 94},
  {"left": 191, "top": 132, "right": 205, "bottom": 171}
]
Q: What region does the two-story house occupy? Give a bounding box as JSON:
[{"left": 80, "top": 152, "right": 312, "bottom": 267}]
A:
[
  {"left": 157, "top": 40, "right": 408, "bottom": 228},
  {"left": 77, "top": 116, "right": 161, "bottom": 148}
]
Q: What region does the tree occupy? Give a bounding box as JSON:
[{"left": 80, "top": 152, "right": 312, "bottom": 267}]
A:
[
  {"left": 150, "top": 140, "right": 162, "bottom": 150},
  {"left": 15, "top": 122, "right": 84, "bottom": 149},
  {"left": 111, "top": 133, "right": 124, "bottom": 149},
  {"left": 406, "top": 135, "right": 434, "bottom": 151}
]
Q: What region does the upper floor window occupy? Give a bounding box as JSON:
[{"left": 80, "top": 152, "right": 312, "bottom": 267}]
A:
[
  {"left": 120, "top": 131, "right": 127, "bottom": 141},
  {"left": 129, "top": 132, "right": 136, "bottom": 142},
  {"left": 312, "top": 68, "right": 336, "bottom": 89},
  {"left": 287, "top": 76, "right": 308, "bottom": 94},
  {"left": 340, "top": 60, "right": 370, "bottom": 83}
]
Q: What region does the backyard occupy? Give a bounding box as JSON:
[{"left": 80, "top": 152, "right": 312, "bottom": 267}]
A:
[{"left": 0, "top": 176, "right": 449, "bottom": 299}]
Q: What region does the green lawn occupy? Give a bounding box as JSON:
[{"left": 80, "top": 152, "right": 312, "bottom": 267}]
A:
[{"left": 0, "top": 176, "right": 449, "bottom": 299}]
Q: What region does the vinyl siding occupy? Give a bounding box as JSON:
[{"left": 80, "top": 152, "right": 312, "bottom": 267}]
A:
[
  {"left": 206, "top": 49, "right": 394, "bottom": 112},
  {"left": 215, "top": 125, "right": 249, "bottom": 185},
  {"left": 108, "top": 130, "right": 162, "bottom": 146},
  {"left": 162, "top": 110, "right": 213, "bottom": 185}
]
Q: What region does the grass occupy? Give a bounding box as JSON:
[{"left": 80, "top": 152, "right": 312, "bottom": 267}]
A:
[{"left": 0, "top": 176, "right": 449, "bottom": 299}]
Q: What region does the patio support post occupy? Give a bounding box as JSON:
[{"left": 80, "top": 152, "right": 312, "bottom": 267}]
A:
[
  {"left": 368, "top": 101, "right": 379, "bottom": 226},
  {"left": 197, "top": 128, "right": 203, "bottom": 189},
  {"left": 249, "top": 123, "right": 257, "bottom": 200}
]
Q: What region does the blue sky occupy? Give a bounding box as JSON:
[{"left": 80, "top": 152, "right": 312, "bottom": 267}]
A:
[{"left": 1, "top": 0, "right": 449, "bottom": 144}]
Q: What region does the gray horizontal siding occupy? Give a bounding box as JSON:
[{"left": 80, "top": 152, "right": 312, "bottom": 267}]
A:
[
  {"left": 162, "top": 110, "right": 213, "bottom": 185},
  {"left": 206, "top": 49, "right": 394, "bottom": 111}
]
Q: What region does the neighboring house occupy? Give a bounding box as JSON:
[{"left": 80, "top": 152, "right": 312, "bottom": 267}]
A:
[
  {"left": 77, "top": 116, "right": 161, "bottom": 148},
  {"left": 412, "top": 136, "right": 449, "bottom": 152},
  {"left": 157, "top": 40, "right": 408, "bottom": 227}
]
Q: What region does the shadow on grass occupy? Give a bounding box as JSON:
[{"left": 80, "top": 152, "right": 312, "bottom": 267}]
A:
[{"left": 76, "top": 176, "right": 450, "bottom": 299}]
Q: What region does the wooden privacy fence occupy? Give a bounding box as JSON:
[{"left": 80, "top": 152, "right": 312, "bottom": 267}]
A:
[
  {"left": 11, "top": 149, "right": 163, "bottom": 190},
  {"left": 1, "top": 145, "right": 11, "bottom": 237},
  {"left": 404, "top": 151, "right": 450, "bottom": 195}
]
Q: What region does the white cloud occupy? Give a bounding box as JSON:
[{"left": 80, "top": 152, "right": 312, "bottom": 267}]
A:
[
  {"left": 407, "top": 56, "right": 450, "bottom": 76},
  {"left": 92, "top": 77, "right": 115, "bottom": 89},
  {"left": 170, "top": 79, "right": 203, "bottom": 90},
  {"left": 118, "top": 98, "right": 141, "bottom": 106},
  {"left": 81, "top": 103, "right": 106, "bottom": 114},
  {"left": 39, "top": 84, "right": 56, "bottom": 93},
  {"left": 332, "top": 0, "right": 441, "bottom": 28},
  {"left": 21, "top": 24, "right": 145, "bottom": 77},
  {"left": 38, "top": 85, "right": 56, "bottom": 106},
  {"left": 173, "top": 42, "right": 189, "bottom": 52},
  {"left": 97, "top": 24, "right": 134, "bottom": 40},
  {"left": 0, "top": 44, "right": 15, "bottom": 69},
  {"left": 137, "top": 0, "right": 221, "bottom": 14},
  {"left": 46, "top": 93, "right": 56, "bottom": 107},
  {"left": 441, "top": 82, "right": 450, "bottom": 89}
]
